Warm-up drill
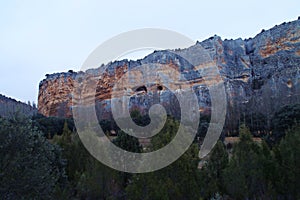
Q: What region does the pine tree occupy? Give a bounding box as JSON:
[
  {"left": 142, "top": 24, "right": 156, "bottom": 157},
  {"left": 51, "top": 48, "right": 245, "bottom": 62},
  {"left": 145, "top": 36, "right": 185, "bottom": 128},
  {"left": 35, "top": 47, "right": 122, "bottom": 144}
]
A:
[
  {"left": 200, "top": 140, "right": 228, "bottom": 198},
  {"left": 275, "top": 124, "right": 300, "bottom": 199},
  {"left": 126, "top": 118, "right": 201, "bottom": 200},
  {"left": 0, "top": 115, "right": 66, "bottom": 199},
  {"left": 223, "top": 125, "right": 267, "bottom": 199}
]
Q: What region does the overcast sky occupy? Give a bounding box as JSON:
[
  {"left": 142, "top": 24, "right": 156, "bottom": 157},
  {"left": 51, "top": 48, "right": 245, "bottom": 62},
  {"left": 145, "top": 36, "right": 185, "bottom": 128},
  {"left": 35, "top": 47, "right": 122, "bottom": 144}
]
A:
[{"left": 0, "top": 0, "right": 299, "bottom": 103}]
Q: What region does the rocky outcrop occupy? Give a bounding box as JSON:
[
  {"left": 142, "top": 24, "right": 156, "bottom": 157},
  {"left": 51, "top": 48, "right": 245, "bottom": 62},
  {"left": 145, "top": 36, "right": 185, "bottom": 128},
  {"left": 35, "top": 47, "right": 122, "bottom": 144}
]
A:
[
  {"left": 0, "top": 94, "right": 37, "bottom": 118},
  {"left": 38, "top": 18, "right": 300, "bottom": 134},
  {"left": 38, "top": 71, "right": 76, "bottom": 118}
]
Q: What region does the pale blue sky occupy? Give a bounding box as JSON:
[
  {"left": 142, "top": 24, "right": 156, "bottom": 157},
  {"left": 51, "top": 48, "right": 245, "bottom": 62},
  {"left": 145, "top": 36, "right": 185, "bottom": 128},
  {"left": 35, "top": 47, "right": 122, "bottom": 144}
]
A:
[{"left": 0, "top": 0, "right": 299, "bottom": 103}]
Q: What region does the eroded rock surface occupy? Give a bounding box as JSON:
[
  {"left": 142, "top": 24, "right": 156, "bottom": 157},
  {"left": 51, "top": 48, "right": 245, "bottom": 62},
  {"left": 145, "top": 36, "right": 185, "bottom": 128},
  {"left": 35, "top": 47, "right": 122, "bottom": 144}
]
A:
[{"left": 38, "top": 18, "right": 300, "bottom": 134}]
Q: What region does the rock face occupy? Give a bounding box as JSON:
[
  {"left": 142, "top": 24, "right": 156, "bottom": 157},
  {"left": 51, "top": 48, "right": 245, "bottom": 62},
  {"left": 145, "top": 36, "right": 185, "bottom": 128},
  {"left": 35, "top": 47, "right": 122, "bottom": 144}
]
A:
[
  {"left": 0, "top": 94, "right": 37, "bottom": 118},
  {"left": 38, "top": 18, "right": 300, "bottom": 134},
  {"left": 38, "top": 71, "right": 76, "bottom": 118}
]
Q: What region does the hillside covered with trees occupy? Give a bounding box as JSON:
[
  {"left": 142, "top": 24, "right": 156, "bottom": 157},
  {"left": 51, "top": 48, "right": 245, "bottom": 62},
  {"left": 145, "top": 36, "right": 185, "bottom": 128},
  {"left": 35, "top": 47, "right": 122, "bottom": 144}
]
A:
[{"left": 0, "top": 103, "right": 299, "bottom": 199}]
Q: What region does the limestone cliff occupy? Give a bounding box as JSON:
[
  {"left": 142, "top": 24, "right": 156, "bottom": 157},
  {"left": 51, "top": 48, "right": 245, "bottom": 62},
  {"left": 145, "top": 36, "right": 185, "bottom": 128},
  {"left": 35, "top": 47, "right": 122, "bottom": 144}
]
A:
[
  {"left": 38, "top": 18, "right": 300, "bottom": 134},
  {"left": 0, "top": 94, "right": 37, "bottom": 118}
]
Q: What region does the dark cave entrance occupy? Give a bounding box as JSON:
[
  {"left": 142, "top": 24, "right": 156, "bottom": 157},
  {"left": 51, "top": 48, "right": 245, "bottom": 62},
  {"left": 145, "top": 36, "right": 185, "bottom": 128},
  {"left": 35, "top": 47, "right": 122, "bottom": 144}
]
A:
[{"left": 135, "top": 85, "right": 147, "bottom": 93}]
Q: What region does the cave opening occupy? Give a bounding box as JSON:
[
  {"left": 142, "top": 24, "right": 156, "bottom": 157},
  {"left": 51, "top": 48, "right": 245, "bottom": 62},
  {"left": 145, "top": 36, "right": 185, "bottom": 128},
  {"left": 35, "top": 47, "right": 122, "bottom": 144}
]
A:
[
  {"left": 287, "top": 80, "right": 293, "bottom": 88},
  {"left": 157, "top": 85, "right": 163, "bottom": 91},
  {"left": 135, "top": 85, "right": 147, "bottom": 93}
]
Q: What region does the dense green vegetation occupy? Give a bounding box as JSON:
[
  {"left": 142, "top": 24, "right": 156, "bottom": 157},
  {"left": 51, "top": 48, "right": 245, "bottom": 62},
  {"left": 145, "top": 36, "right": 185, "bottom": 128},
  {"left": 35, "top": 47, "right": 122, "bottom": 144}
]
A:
[
  {"left": 200, "top": 123, "right": 300, "bottom": 199},
  {"left": 0, "top": 115, "right": 66, "bottom": 199},
  {"left": 0, "top": 104, "right": 299, "bottom": 199}
]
